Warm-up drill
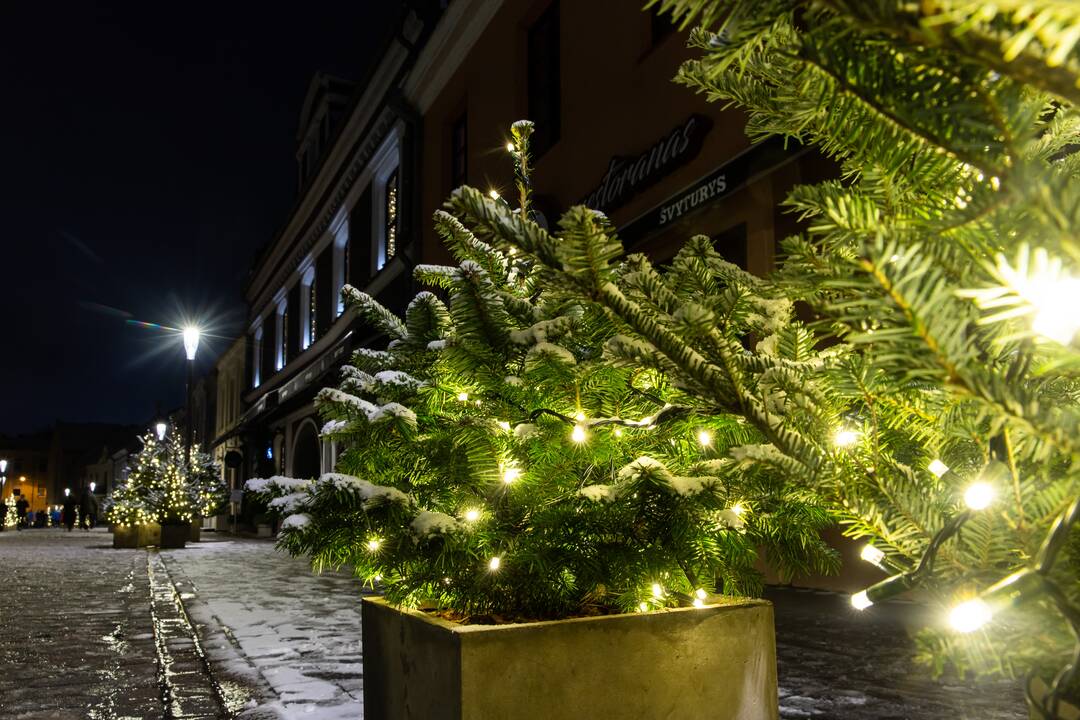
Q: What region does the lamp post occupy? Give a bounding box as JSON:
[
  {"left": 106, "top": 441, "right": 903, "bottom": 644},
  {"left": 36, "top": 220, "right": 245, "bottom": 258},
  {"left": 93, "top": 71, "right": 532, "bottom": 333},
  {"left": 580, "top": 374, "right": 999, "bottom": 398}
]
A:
[{"left": 183, "top": 326, "right": 201, "bottom": 459}]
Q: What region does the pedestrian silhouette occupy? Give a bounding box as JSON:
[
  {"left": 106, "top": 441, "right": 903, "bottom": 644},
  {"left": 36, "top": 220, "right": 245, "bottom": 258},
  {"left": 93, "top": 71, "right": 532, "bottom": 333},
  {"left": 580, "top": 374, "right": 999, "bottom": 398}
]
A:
[{"left": 62, "top": 495, "right": 77, "bottom": 532}]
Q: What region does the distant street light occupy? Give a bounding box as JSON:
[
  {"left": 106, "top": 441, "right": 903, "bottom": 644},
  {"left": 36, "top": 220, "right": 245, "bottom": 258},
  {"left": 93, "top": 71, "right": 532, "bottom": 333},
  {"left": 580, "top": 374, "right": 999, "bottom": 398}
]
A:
[
  {"left": 182, "top": 326, "right": 201, "bottom": 458},
  {"left": 64, "top": 488, "right": 70, "bottom": 497},
  {"left": 90, "top": 482, "right": 96, "bottom": 493},
  {"left": 0, "top": 459, "right": 7, "bottom": 474},
  {"left": 156, "top": 422, "right": 167, "bottom": 441}
]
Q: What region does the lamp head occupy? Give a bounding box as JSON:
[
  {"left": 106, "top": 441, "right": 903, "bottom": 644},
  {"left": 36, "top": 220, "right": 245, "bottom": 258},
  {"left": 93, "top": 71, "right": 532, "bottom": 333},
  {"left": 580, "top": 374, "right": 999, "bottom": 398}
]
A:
[
  {"left": 183, "top": 326, "right": 201, "bottom": 360},
  {"left": 0, "top": 459, "right": 6, "bottom": 473},
  {"left": 155, "top": 422, "right": 167, "bottom": 441}
]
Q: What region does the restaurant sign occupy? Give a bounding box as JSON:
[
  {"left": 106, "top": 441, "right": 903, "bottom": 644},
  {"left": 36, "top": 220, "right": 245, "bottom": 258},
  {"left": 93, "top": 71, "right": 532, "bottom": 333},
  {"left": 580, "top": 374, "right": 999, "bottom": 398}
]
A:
[{"left": 582, "top": 115, "right": 712, "bottom": 214}]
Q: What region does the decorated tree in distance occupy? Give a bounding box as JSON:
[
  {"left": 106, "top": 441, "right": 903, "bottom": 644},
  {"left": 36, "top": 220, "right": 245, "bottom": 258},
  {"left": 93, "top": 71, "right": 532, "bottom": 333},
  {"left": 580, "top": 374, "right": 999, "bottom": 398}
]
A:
[
  {"left": 106, "top": 430, "right": 223, "bottom": 526},
  {"left": 247, "top": 121, "right": 837, "bottom": 621},
  {"left": 3, "top": 495, "right": 16, "bottom": 528}
]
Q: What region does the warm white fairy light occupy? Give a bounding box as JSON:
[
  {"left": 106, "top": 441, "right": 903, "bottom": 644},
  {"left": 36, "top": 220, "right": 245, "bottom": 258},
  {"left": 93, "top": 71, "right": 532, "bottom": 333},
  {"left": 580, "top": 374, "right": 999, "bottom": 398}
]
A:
[
  {"left": 571, "top": 425, "right": 587, "bottom": 443},
  {"left": 949, "top": 598, "right": 992, "bottom": 633},
  {"left": 464, "top": 508, "right": 481, "bottom": 522},
  {"left": 506, "top": 142, "right": 516, "bottom": 153},
  {"left": 488, "top": 556, "right": 502, "bottom": 571},
  {"left": 695, "top": 588, "right": 707, "bottom": 600},
  {"left": 731, "top": 502, "right": 746, "bottom": 516},
  {"left": 851, "top": 590, "right": 873, "bottom": 610},
  {"left": 928, "top": 459, "right": 950, "bottom": 478},
  {"left": 613, "top": 427, "right": 623, "bottom": 437},
  {"left": 488, "top": 189, "right": 500, "bottom": 200},
  {"left": 638, "top": 601, "right": 649, "bottom": 612},
  {"left": 692, "top": 598, "right": 705, "bottom": 608},
  {"left": 697, "top": 430, "right": 712, "bottom": 447},
  {"left": 502, "top": 465, "right": 522, "bottom": 484},
  {"left": 457, "top": 391, "right": 469, "bottom": 402},
  {"left": 366, "top": 539, "right": 382, "bottom": 552},
  {"left": 834, "top": 428, "right": 860, "bottom": 448},
  {"left": 651, "top": 583, "right": 663, "bottom": 598},
  {"left": 860, "top": 544, "right": 885, "bottom": 567},
  {"left": 964, "top": 482, "right": 995, "bottom": 511}
]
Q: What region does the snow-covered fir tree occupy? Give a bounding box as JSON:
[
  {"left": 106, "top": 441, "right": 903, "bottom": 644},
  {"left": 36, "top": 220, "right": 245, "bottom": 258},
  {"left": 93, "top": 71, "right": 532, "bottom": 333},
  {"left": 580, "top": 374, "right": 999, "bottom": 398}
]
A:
[
  {"left": 247, "top": 121, "right": 837, "bottom": 621},
  {"left": 106, "top": 430, "right": 224, "bottom": 526}
]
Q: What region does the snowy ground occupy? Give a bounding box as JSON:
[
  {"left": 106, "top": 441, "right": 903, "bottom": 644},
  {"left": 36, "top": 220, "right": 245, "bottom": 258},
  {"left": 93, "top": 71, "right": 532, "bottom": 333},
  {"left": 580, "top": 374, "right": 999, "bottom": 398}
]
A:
[{"left": 159, "top": 536, "right": 369, "bottom": 720}]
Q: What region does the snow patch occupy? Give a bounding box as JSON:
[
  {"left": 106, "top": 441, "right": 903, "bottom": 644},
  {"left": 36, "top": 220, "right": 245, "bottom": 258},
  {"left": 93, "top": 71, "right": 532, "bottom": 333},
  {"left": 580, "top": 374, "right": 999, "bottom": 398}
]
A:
[
  {"left": 579, "top": 484, "right": 619, "bottom": 503},
  {"left": 410, "top": 511, "right": 461, "bottom": 538},
  {"left": 280, "top": 513, "right": 311, "bottom": 531}
]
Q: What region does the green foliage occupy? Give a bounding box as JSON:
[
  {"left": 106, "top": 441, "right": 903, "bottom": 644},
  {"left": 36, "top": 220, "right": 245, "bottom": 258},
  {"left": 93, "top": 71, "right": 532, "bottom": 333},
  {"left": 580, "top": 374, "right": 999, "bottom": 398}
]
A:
[
  {"left": 647, "top": 0, "right": 1080, "bottom": 701},
  {"left": 104, "top": 431, "right": 225, "bottom": 526},
  {"left": 247, "top": 129, "right": 837, "bottom": 621}
]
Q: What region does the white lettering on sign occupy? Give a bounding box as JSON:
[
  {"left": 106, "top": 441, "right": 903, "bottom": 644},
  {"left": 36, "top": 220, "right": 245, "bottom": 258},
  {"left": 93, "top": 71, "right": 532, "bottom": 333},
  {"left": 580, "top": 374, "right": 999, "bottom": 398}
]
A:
[{"left": 658, "top": 175, "right": 728, "bottom": 225}]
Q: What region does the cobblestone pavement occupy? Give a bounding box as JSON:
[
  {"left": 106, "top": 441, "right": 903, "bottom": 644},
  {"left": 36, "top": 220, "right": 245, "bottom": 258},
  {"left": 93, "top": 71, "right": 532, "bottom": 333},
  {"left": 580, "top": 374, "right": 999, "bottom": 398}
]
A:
[
  {"left": 0, "top": 527, "right": 1033, "bottom": 720},
  {"left": 0, "top": 527, "right": 226, "bottom": 719},
  {"left": 158, "top": 537, "right": 366, "bottom": 720}
]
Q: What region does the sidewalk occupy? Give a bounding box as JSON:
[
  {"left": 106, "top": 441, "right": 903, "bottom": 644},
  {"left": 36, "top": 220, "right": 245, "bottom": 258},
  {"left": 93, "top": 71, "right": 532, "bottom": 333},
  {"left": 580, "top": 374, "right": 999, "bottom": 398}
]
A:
[{"left": 158, "top": 535, "right": 367, "bottom": 720}]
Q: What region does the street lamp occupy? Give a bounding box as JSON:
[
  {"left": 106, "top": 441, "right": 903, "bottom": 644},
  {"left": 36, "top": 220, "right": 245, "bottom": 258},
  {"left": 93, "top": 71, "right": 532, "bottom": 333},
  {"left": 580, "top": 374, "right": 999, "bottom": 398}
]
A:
[
  {"left": 155, "top": 422, "right": 167, "bottom": 441},
  {"left": 182, "top": 326, "right": 201, "bottom": 458},
  {"left": 90, "top": 482, "right": 96, "bottom": 493},
  {"left": 64, "top": 488, "right": 70, "bottom": 497}
]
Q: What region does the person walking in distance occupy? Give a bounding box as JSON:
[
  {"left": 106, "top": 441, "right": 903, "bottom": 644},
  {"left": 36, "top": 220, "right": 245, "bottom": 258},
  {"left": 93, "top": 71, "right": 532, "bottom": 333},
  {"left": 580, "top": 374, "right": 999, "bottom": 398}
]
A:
[
  {"left": 61, "top": 493, "right": 77, "bottom": 532},
  {"left": 15, "top": 495, "right": 29, "bottom": 530},
  {"left": 78, "top": 487, "right": 99, "bottom": 530}
]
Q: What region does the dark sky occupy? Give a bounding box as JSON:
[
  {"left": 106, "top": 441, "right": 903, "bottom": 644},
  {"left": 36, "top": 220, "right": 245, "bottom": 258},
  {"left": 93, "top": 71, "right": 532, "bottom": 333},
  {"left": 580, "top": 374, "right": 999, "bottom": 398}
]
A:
[{"left": 0, "top": 2, "right": 403, "bottom": 435}]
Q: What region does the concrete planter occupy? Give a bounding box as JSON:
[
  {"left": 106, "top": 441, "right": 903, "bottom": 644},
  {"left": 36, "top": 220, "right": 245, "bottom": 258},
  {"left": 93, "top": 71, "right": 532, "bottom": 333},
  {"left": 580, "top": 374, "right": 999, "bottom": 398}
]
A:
[
  {"left": 159, "top": 522, "right": 190, "bottom": 549},
  {"left": 112, "top": 523, "right": 161, "bottom": 549},
  {"left": 362, "top": 596, "right": 778, "bottom": 720},
  {"left": 189, "top": 522, "right": 202, "bottom": 543}
]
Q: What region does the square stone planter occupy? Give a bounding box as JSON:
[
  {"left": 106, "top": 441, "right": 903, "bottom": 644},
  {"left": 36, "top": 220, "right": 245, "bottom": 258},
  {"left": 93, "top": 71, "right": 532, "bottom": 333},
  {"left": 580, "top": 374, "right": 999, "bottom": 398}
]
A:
[
  {"left": 362, "top": 596, "right": 778, "bottom": 720},
  {"left": 159, "top": 522, "right": 190, "bottom": 549},
  {"left": 112, "top": 523, "right": 161, "bottom": 549}
]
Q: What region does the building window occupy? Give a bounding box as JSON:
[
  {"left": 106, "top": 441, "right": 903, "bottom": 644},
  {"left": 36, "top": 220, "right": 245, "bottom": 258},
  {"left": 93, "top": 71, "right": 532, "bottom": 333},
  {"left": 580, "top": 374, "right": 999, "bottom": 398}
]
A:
[
  {"left": 528, "top": 1, "right": 561, "bottom": 156},
  {"left": 333, "top": 224, "right": 349, "bottom": 317},
  {"left": 252, "top": 325, "right": 263, "bottom": 388},
  {"left": 450, "top": 112, "right": 467, "bottom": 189},
  {"left": 301, "top": 266, "right": 316, "bottom": 351},
  {"left": 276, "top": 301, "right": 288, "bottom": 371},
  {"left": 383, "top": 168, "right": 399, "bottom": 266},
  {"left": 309, "top": 273, "right": 317, "bottom": 344}
]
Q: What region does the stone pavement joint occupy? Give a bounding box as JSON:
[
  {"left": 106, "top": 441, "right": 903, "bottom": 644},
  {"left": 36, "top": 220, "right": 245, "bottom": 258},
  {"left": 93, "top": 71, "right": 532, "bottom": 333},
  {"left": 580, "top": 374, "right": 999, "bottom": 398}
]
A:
[{"left": 146, "top": 551, "right": 233, "bottom": 719}]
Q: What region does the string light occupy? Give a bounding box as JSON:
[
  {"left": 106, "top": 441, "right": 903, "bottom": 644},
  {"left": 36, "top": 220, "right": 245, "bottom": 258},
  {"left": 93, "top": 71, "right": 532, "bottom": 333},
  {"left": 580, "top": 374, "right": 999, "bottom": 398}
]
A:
[
  {"left": 638, "top": 602, "right": 649, "bottom": 612},
  {"left": 651, "top": 583, "right": 663, "bottom": 598},
  {"left": 464, "top": 508, "right": 481, "bottom": 522},
  {"left": 488, "top": 189, "right": 500, "bottom": 200},
  {"left": 457, "top": 392, "right": 469, "bottom": 402},
  {"left": 834, "top": 428, "right": 860, "bottom": 448},
  {"left": 928, "top": 459, "right": 950, "bottom": 478},
  {"left": 366, "top": 538, "right": 382, "bottom": 552},
  {"left": 860, "top": 544, "right": 885, "bottom": 567},
  {"left": 731, "top": 502, "right": 746, "bottom": 516},
  {"left": 488, "top": 556, "right": 501, "bottom": 571},
  {"left": 692, "top": 598, "right": 705, "bottom": 608},
  {"left": 963, "top": 482, "right": 995, "bottom": 511},
  {"left": 851, "top": 590, "right": 873, "bottom": 610},
  {"left": 949, "top": 598, "right": 992, "bottom": 633},
  {"left": 506, "top": 142, "right": 516, "bottom": 153},
  {"left": 694, "top": 588, "right": 707, "bottom": 600},
  {"left": 502, "top": 465, "right": 522, "bottom": 484},
  {"left": 613, "top": 427, "right": 623, "bottom": 438},
  {"left": 571, "top": 425, "right": 587, "bottom": 443},
  {"left": 697, "top": 430, "right": 712, "bottom": 447}
]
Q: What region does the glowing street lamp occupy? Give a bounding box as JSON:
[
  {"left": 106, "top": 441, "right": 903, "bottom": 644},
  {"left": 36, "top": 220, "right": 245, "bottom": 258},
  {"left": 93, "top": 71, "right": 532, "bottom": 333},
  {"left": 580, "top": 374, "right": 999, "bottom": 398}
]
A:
[
  {"left": 155, "top": 422, "right": 167, "bottom": 441},
  {"left": 64, "top": 488, "right": 70, "bottom": 497},
  {"left": 89, "top": 482, "right": 96, "bottom": 493},
  {"left": 181, "top": 325, "right": 201, "bottom": 457}
]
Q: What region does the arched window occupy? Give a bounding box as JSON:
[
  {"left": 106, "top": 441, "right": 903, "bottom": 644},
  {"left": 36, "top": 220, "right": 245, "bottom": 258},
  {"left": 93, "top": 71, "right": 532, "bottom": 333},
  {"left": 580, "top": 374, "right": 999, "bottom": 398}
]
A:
[
  {"left": 333, "top": 224, "right": 349, "bottom": 317},
  {"left": 276, "top": 300, "right": 288, "bottom": 371},
  {"left": 252, "top": 325, "right": 263, "bottom": 388}
]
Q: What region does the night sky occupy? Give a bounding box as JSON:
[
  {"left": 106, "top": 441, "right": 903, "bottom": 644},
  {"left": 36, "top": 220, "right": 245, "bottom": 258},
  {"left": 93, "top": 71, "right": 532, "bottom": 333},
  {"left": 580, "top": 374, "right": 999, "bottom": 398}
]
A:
[{"left": 0, "top": 2, "right": 403, "bottom": 435}]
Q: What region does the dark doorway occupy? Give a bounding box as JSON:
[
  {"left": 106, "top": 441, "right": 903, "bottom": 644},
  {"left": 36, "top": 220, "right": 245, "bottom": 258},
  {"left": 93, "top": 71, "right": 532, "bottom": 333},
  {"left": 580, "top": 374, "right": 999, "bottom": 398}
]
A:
[{"left": 291, "top": 421, "right": 321, "bottom": 480}]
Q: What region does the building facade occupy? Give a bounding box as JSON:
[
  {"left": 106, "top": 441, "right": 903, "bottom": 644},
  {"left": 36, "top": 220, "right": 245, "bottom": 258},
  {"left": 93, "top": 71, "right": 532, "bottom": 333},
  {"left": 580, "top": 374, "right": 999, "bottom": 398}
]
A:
[{"left": 212, "top": 336, "right": 248, "bottom": 526}]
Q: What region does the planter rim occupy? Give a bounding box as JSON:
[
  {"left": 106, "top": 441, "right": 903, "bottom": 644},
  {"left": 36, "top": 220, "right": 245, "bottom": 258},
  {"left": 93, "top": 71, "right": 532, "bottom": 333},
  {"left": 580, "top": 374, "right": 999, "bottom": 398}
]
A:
[{"left": 361, "top": 594, "right": 771, "bottom": 634}]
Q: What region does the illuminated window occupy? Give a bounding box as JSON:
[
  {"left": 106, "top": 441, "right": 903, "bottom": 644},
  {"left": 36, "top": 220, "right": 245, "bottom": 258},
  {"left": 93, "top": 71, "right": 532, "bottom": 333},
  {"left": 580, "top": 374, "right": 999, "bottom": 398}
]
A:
[
  {"left": 384, "top": 168, "right": 398, "bottom": 264},
  {"left": 301, "top": 265, "right": 316, "bottom": 350},
  {"left": 252, "top": 325, "right": 263, "bottom": 388},
  {"left": 309, "top": 273, "right": 317, "bottom": 344}
]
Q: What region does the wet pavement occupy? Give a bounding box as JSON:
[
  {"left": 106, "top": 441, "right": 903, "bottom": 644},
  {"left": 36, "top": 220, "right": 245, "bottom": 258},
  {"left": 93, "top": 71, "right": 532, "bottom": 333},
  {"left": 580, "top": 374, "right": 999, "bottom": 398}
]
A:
[{"left": 0, "top": 527, "right": 1031, "bottom": 719}]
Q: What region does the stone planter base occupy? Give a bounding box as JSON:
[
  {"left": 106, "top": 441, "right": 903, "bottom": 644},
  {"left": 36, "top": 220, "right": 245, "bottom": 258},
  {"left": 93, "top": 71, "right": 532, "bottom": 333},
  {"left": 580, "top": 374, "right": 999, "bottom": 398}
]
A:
[
  {"left": 189, "top": 523, "right": 201, "bottom": 543},
  {"left": 362, "top": 596, "right": 778, "bottom": 720},
  {"left": 159, "top": 523, "right": 190, "bottom": 549},
  {"left": 112, "top": 523, "right": 161, "bottom": 548}
]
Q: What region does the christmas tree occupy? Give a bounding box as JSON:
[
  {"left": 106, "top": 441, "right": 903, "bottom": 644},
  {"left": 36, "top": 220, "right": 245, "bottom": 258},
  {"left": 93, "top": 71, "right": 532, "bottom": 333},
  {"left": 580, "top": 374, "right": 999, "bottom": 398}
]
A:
[
  {"left": 247, "top": 121, "right": 838, "bottom": 621},
  {"left": 3, "top": 495, "right": 15, "bottom": 528},
  {"left": 442, "top": 0, "right": 1076, "bottom": 711},
  {"left": 106, "top": 430, "right": 224, "bottom": 526}
]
